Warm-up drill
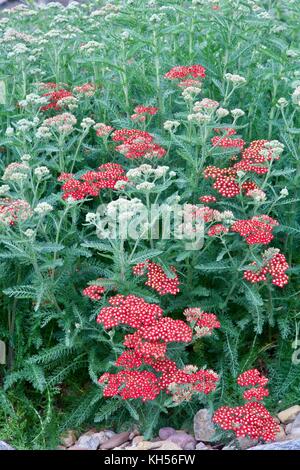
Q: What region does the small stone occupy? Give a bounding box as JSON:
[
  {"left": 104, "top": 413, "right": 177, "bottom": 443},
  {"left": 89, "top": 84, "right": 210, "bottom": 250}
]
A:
[
  {"left": 0, "top": 441, "right": 14, "bottom": 451},
  {"left": 76, "top": 432, "right": 104, "bottom": 450},
  {"left": 285, "top": 423, "right": 293, "bottom": 434},
  {"left": 104, "top": 430, "right": 115, "bottom": 439},
  {"left": 158, "top": 427, "right": 176, "bottom": 440},
  {"left": 289, "top": 411, "right": 300, "bottom": 436},
  {"left": 237, "top": 437, "right": 258, "bottom": 449},
  {"left": 61, "top": 430, "right": 77, "bottom": 448},
  {"left": 277, "top": 405, "right": 300, "bottom": 424},
  {"left": 132, "top": 436, "right": 144, "bottom": 447},
  {"left": 275, "top": 426, "right": 287, "bottom": 441},
  {"left": 100, "top": 432, "right": 130, "bottom": 450},
  {"left": 194, "top": 409, "right": 216, "bottom": 442},
  {"left": 249, "top": 439, "right": 300, "bottom": 451},
  {"left": 196, "top": 442, "right": 209, "bottom": 450},
  {"left": 184, "top": 441, "right": 196, "bottom": 450},
  {"left": 169, "top": 432, "right": 196, "bottom": 449},
  {"left": 68, "top": 446, "right": 91, "bottom": 451},
  {"left": 56, "top": 445, "right": 66, "bottom": 450},
  {"left": 117, "top": 441, "right": 131, "bottom": 449},
  {"left": 133, "top": 441, "right": 159, "bottom": 450},
  {"left": 156, "top": 440, "right": 182, "bottom": 450},
  {"left": 129, "top": 429, "right": 139, "bottom": 440}
]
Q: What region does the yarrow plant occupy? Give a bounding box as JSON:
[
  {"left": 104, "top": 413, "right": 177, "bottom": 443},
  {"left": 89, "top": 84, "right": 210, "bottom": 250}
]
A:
[{"left": 0, "top": 0, "right": 299, "bottom": 449}]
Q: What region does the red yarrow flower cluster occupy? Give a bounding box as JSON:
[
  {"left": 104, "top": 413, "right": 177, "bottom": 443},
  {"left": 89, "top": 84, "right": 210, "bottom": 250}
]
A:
[
  {"left": 199, "top": 195, "right": 217, "bottom": 203},
  {"left": 231, "top": 215, "right": 278, "bottom": 245},
  {"left": 83, "top": 284, "right": 106, "bottom": 300},
  {"left": 97, "top": 295, "right": 219, "bottom": 402},
  {"left": 41, "top": 89, "right": 73, "bottom": 112},
  {"left": 238, "top": 369, "right": 269, "bottom": 402},
  {"left": 164, "top": 65, "right": 206, "bottom": 80},
  {"left": 244, "top": 249, "right": 289, "bottom": 287},
  {"left": 59, "top": 163, "right": 127, "bottom": 200},
  {"left": 99, "top": 370, "right": 161, "bottom": 401},
  {"left": 183, "top": 308, "right": 220, "bottom": 337},
  {"left": 234, "top": 140, "right": 273, "bottom": 175},
  {"left": 113, "top": 128, "right": 166, "bottom": 160},
  {"left": 237, "top": 369, "right": 269, "bottom": 388},
  {"left": 204, "top": 138, "right": 282, "bottom": 199},
  {"left": 0, "top": 198, "right": 32, "bottom": 226},
  {"left": 97, "top": 294, "right": 163, "bottom": 330},
  {"left": 203, "top": 166, "right": 241, "bottom": 198},
  {"left": 207, "top": 224, "right": 229, "bottom": 237},
  {"left": 213, "top": 175, "right": 240, "bottom": 198},
  {"left": 73, "top": 83, "right": 96, "bottom": 96},
  {"left": 131, "top": 105, "right": 158, "bottom": 122},
  {"left": 95, "top": 123, "right": 114, "bottom": 137},
  {"left": 213, "top": 369, "right": 278, "bottom": 442},
  {"left": 211, "top": 136, "right": 245, "bottom": 149},
  {"left": 133, "top": 260, "right": 180, "bottom": 296},
  {"left": 211, "top": 128, "right": 245, "bottom": 149},
  {"left": 213, "top": 401, "right": 279, "bottom": 442}
]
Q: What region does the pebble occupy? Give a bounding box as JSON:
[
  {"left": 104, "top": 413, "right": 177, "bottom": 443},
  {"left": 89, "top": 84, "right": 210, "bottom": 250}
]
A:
[
  {"left": 196, "top": 442, "right": 209, "bottom": 450},
  {"left": 76, "top": 432, "right": 103, "bottom": 450},
  {"left": 104, "top": 430, "right": 116, "bottom": 439},
  {"left": 158, "top": 427, "right": 176, "bottom": 440},
  {"left": 275, "top": 426, "right": 287, "bottom": 441},
  {"left": 194, "top": 409, "right": 216, "bottom": 442},
  {"left": 249, "top": 439, "right": 300, "bottom": 451},
  {"left": 131, "top": 441, "right": 159, "bottom": 450},
  {"left": 131, "top": 436, "right": 144, "bottom": 447},
  {"left": 68, "top": 446, "right": 92, "bottom": 451},
  {"left": 156, "top": 440, "right": 182, "bottom": 450},
  {"left": 0, "top": 441, "right": 14, "bottom": 451},
  {"left": 129, "top": 429, "right": 139, "bottom": 440},
  {"left": 168, "top": 432, "right": 196, "bottom": 449},
  {"left": 61, "top": 430, "right": 77, "bottom": 448},
  {"left": 288, "top": 413, "right": 300, "bottom": 438},
  {"left": 100, "top": 432, "right": 130, "bottom": 450},
  {"left": 277, "top": 405, "right": 300, "bottom": 424}
]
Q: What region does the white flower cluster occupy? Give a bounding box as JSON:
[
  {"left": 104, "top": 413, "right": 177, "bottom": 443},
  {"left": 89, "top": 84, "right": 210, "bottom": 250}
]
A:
[
  {"left": 125, "top": 164, "right": 175, "bottom": 190},
  {"left": 261, "top": 140, "right": 284, "bottom": 159},
  {"left": 79, "top": 41, "right": 105, "bottom": 55},
  {"left": 280, "top": 187, "right": 289, "bottom": 198},
  {"left": 231, "top": 108, "right": 245, "bottom": 119},
  {"left": 2, "top": 28, "right": 35, "bottom": 44},
  {"left": 0, "top": 184, "right": 10, "bottom": 195},
  {"left": 163, "top": 120, "right": 180, "bottom": 133},
  {"left": 86, "top": 197, "right": 148, "bottom": 239},
  {"left": 18, "top": 93, "right": 48, "bottom": 108},
  {"left": 216, "top": 108, "right": 229, "bottom": 118},
  {"left": 57, "top": 96, "right": 78, "bottom": 110},
  {"left": 277, "top": 97, "right": 288, "bottom": 108},
  {"left": 7, "top": 43, "right": 29, "bottom": 58},
  {"left": 34, "top": 202, "right": 53, "bottom": 215},
  {"left": 13, "top": 117, "right": 40, "bottom": 133},
  {"left": 106, "top": 197, "right": 145, "bottom": 222},
  {"left": 36, "top": 113, "right": 77, "bottom": 138},
  {"left": 182, "top": 85, "right": 202, "bottom": 101},
  {"left": 247, "top": 189, "right": 267, "bottom": 203},
  {"left": 91, "top": 3, "right": 121, "bottom": 18},
  {"left": 34, "top": 166, "right": 50, "bottom": 179},
  {"left": 2, "top": 162, "right": 29, "bottom": 182},
  {"left": 81, "top": 117, "right": 95, "bottom": 129},
  {"left": 224, "top": 73, "right": 246, "bottom": 85}
]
